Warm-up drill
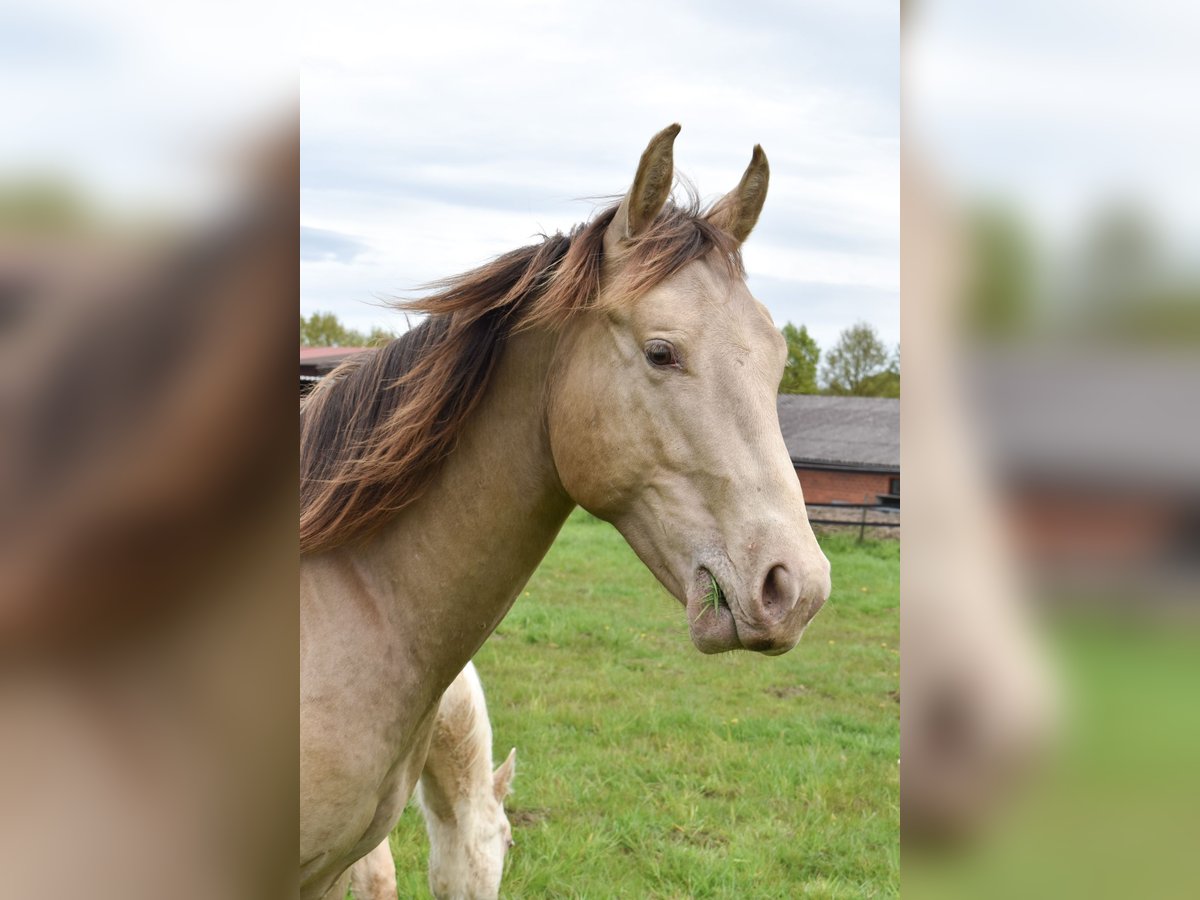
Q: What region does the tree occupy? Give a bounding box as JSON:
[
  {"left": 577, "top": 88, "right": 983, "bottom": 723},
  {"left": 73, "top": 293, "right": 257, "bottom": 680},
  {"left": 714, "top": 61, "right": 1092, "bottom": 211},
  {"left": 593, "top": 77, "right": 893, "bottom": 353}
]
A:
[
  {"left": 858, "top": 343, "right": 900, "bottom": 398},
  {"left": 301, "top": 311, "right": 398, "bottom": 347},
  {"left": 820, "top": 322, "right": 896, "bottom": 396},
  {"left": 301, "top": 311, "right": 359, "bottom": 347},
  {"left": 1072, "top": 202, "right": 1160, "bottom": 321},
  {"left": 965, "top": 204, "right": 1038, "bottom": 339},
  {"left": 366, "top": 325, "right": 399, "bottom": 347},
  {"left": 0, "top": 177, "right": 92, "bottom": 232},
  {"left": 778, "top": 322, "right": 821, "bottom": 394}
]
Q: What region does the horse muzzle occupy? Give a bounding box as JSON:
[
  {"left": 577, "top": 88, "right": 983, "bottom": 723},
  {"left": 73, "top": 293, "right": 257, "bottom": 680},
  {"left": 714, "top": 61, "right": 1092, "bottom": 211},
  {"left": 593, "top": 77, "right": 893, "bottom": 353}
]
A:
[{"left": 686, "top": 556, "right": 830, "bottom": 655}]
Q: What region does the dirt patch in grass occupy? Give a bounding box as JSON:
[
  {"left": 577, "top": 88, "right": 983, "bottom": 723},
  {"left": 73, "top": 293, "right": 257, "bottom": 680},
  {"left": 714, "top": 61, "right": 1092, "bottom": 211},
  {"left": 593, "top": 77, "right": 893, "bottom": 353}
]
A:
[
  {"left": 508, "top": 807, "right": 551, "bottom": 827},
  {"left": 766, "top": 684, "right": 810, "bottom": 699},
  {"left": 668, "top": 825, "right": 730, "bottom": 848}
]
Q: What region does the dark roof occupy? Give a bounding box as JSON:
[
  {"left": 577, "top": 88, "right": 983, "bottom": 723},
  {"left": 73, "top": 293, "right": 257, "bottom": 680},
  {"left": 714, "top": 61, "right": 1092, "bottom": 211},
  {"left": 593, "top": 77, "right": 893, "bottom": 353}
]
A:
[
  {"left": 776, "top": 394, "right": 899, "bottom": 471},
  {"left": 967, "top": 346, "right": 1200, "bottom": 491}
]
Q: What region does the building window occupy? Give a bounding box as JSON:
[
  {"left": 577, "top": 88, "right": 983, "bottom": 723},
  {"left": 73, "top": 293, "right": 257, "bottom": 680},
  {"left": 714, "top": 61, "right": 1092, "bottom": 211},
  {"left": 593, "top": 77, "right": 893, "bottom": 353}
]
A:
[{"left": 889, "top": 476, "right": 900, "bottom": 496}]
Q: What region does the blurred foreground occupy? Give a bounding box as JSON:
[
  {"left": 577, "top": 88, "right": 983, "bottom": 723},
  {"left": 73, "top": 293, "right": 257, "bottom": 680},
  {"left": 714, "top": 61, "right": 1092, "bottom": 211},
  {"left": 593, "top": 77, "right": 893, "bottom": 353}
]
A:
[
  {"left": 903, "top": 1, "right": 1200, "bottom": 897},
  {"left": 0, "top": 4, "right": 297, "bottom": 895}
]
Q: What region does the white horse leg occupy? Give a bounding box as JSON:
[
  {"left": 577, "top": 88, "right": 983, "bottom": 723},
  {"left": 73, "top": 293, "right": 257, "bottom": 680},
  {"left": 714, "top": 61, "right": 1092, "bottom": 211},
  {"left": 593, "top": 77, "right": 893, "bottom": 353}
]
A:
[{"left": 348, "top": 840, "right": 397, "bottom": 900}]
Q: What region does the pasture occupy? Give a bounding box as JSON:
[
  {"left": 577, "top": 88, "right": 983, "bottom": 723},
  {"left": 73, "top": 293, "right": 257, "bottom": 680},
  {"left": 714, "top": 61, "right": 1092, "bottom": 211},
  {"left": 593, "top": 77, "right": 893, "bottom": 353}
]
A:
[
  {"left": 906, "top": 617, "right": 1200, "bottom": 900},
  {"left": 360, "top": 510, "right": 899, "bottom": 898}
]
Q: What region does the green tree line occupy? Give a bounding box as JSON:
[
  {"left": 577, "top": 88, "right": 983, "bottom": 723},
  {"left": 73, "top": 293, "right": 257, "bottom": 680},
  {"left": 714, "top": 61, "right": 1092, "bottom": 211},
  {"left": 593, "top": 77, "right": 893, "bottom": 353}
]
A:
[
  {"left": 301, "top": 311, "right": 397, "bottom": 348},
  {"left": 781, "top": 320, "right": 899, "bottom": 397}
]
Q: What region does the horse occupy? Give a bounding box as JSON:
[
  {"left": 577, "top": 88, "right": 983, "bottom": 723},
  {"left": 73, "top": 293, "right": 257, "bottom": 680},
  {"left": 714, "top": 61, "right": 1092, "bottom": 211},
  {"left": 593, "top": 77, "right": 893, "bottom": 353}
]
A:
[
  {"left": 348, "top": 661, "right": 516, "bottom": 900},
  {"left": 299, "top": 124, "right": 832, "bottom": 898}
]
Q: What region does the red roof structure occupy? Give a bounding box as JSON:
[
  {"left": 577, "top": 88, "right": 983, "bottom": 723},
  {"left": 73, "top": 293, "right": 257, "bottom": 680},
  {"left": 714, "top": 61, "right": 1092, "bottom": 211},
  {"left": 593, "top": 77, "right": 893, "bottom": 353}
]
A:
[{"left": 300, "top": 346, "right": 367, "bottom": 393}]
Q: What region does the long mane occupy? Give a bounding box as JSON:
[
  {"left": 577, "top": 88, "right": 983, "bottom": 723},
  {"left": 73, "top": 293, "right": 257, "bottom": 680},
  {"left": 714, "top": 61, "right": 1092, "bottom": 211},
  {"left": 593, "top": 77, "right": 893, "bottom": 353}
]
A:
[{"left": 299, "top": 192, "right": 743, "bottom": 554}]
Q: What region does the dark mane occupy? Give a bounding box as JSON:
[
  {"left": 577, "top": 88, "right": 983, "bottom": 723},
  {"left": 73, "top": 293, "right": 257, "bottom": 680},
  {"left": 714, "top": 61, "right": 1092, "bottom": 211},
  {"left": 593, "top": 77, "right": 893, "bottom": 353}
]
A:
[{"left": 299, "top": 192, "right": 743, "bottom": 554}]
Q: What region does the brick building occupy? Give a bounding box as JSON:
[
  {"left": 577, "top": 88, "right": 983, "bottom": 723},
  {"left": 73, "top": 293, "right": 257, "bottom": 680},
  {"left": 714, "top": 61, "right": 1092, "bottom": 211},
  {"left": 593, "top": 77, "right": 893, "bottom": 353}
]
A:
[
  {"left": 776, "top": 395, "right": 900, "bottom": 507},
  {"left": 967, "top": 348, "right": 1200, "bottom": 590}
]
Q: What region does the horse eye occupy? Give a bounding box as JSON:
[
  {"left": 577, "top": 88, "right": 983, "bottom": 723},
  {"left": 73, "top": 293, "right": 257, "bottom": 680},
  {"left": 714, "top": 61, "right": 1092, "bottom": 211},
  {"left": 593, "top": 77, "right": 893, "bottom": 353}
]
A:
[{"left": 644, "top": 340, "right": 679, "bottom": 369}]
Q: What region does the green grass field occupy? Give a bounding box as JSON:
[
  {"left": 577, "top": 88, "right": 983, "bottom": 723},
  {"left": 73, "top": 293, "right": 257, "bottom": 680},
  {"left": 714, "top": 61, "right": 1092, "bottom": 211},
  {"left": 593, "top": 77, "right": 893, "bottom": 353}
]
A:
[
  {"left": 905, "top": 616, "right": 1200, "bottom": 900},
  {"left": 368, "top": 511, "right": 898, "bottom": 898}
]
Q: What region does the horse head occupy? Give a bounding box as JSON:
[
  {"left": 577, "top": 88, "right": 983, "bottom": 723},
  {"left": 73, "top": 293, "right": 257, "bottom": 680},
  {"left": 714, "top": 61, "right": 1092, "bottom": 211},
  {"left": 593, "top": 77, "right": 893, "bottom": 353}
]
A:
[{"left": 548, "top": 125, "right": 831, "bottom": 655}]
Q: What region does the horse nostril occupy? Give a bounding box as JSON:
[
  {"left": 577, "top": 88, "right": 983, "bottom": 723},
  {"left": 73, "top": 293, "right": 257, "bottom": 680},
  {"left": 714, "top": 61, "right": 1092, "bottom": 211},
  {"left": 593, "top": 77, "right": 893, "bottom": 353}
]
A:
[{"left": 760, "top": 564, "right": 797, "bottom": 615}]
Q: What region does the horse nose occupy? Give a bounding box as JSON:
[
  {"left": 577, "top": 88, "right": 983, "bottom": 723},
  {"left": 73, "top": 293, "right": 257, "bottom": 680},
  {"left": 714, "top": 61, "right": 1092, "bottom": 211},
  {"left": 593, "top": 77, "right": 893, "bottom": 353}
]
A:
[
  {"left": 735, "top": 563, "right": 804, "bottom": 652},
  {"left": 751, "top": 555, "right": 830, "bottom": 630},
  {"left": 760, "top": 563, "right": 799, "bottom": 620}
]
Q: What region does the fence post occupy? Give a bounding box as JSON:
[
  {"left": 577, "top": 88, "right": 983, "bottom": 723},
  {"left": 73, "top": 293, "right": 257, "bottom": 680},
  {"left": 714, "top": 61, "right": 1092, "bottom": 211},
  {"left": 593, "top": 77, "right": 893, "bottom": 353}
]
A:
[{"left": 858, "top": 505, "right": 867, "bottom": 543}]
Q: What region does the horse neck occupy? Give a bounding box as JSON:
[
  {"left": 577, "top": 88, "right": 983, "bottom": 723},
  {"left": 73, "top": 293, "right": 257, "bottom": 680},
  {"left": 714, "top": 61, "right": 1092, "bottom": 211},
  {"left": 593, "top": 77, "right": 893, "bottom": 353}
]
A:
[{"left": 359, "top": 325, "right": 575, "bottom": 693}]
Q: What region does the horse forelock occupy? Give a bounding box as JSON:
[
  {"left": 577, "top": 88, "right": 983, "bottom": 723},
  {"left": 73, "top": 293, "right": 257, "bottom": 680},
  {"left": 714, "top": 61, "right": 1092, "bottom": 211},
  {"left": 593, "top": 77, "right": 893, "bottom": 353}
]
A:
[{"left": 298, "top": 189, "right": 744, "bottom": 554}]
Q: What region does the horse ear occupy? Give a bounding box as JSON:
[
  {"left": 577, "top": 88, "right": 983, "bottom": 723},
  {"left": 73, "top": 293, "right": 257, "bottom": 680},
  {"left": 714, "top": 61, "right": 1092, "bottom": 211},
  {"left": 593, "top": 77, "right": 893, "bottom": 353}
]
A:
[
  {"left": 493, "top": 747, "right": 516, "bottom": 801},
  {"left": 706, "top": 144, "right": 770, "bottom": 244},
  {"left": 606, "top": 123, "right": 681, "bottom": 252}
]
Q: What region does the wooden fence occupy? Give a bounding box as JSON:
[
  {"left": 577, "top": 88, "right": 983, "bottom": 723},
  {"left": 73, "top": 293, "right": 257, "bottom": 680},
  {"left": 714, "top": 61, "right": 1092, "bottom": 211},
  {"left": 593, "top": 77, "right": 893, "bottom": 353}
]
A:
[{"left": 806, "top": 503, "right": 900, "bottom": 541}]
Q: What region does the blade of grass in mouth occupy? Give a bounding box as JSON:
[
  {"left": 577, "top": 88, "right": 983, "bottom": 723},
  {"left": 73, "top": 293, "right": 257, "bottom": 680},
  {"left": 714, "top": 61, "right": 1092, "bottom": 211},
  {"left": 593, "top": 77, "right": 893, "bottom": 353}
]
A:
[{"left": 705, "top": 571, "right": 724, "bottom": 615}]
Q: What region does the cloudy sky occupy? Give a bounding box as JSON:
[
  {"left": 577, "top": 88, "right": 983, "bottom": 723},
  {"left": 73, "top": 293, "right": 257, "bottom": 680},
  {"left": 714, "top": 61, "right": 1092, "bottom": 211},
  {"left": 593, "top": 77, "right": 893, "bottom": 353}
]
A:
[
  {"left": 1, "top": 0, "right": 292, "bottom": 217},
  {"left": 301, "top": 0, "right": 898, "bottom": 351},
  {"left": 910, "top": 0, "right": 1200, "bottom": 255}
]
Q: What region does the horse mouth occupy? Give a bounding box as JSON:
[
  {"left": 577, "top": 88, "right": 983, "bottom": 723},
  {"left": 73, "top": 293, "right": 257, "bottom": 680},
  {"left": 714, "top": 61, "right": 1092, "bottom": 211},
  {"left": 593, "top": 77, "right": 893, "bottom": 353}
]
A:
[{"left": 686, "top": 567, "right": 741, "bottom": 654}]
